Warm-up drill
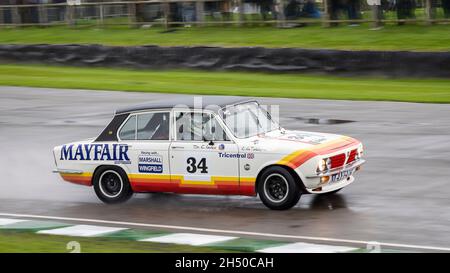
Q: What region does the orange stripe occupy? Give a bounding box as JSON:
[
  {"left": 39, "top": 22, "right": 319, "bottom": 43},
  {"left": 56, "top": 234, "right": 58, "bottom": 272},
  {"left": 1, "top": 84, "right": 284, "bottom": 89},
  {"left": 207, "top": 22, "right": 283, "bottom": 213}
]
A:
[
  {"left": 278, "top": 137, "right": 360, "bottom": 169},
  {"left": 130, "top": 178, "right": 176, "bottom": 184},
  {"left": 129, "top": 174, "right": 256, "bottom": 195},
  {"left": 179, "top": 184, "right": 217, "bottom": 188},
  {"left": 60, "top": 174, "right": 92, "bottom": 186}
]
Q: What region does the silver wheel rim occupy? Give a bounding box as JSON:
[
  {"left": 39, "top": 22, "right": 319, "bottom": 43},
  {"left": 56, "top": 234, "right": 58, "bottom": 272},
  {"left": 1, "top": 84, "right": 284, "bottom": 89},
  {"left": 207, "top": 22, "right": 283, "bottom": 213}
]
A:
[
  {"left": 263, "top": 173, "right": 289, "bottom": 203},
  {"left": 99, "top": 170, "right": 123, "bottom": 198}
]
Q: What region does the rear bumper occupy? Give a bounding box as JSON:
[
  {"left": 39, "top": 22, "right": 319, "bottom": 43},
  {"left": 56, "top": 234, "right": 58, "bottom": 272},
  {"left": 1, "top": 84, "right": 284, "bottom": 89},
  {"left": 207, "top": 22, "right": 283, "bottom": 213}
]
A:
[
  {"left": 53, "top": 169, "right": 92, "bottom": 186},
  {"left": 52, "top": 168, "right": 83, "bottom": 174}
]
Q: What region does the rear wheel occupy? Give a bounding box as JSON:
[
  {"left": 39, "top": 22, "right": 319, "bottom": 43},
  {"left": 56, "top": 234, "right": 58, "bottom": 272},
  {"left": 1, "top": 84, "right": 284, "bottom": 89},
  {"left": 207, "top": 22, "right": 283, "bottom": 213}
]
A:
[
  {"left": 93, "top": 166, "right": 133, "bottom": 204},
  {"left": 257, "top": 166, "right": 302, "bottom": 210}
]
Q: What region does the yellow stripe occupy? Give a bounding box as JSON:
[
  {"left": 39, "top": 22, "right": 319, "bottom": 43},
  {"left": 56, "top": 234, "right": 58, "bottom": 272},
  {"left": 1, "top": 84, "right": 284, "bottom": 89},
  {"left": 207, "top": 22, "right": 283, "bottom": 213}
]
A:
[
  {"left": 128, "top": 173, "right": 255, "bottom": 186},
  {"left": 280, "top": 150, "right": 304, "bottom": 163},
  {"left": 181, "top": 176, "right": 240, "bottom": 186},
  {"left": 240, "top": 177, "right": 256, "bottom": 183},
  {"left": 181, "top": 179, "right": 215, "bottom": 186},
  {"left": 213, "top": 176, "right": 240, "bottom": 182},
  {"left": 277, "top": 150, "right": 306, "bottom": 165},
  {"left": 61, "top": 172, "right": 92, "bottom": 177},
  {"left": 129, "top": 173, "right": 172, "bottom": 180},
  {"left": 276, "top": 136, "right": 350, "bottom": 165}
]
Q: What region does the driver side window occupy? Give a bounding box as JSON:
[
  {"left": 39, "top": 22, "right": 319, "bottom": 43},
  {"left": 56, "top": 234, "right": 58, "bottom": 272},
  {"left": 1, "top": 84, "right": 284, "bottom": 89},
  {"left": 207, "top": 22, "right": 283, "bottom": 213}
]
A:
[{"left": 175, "top": 112, "right": 228, "bottom": 141}]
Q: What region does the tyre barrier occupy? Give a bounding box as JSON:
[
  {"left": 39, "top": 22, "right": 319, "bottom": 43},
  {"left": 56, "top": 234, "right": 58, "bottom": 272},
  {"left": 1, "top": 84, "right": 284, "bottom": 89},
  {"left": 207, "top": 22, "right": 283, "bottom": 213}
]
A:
[{"left": 0, "top": 44, "right": 449, "bottom": 77}]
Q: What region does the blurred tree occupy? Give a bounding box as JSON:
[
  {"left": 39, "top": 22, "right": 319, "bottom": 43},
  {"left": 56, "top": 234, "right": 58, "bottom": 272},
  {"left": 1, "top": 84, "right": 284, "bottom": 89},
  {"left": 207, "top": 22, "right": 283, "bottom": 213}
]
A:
[
  {"left": 132, "top": 0, "right": 145, "bottom": 23},
  {"left": 347, "top": 0, "right": 361, "bottom": 24},
  {"left": 301, "top": 0, "right": 321, "bottom": 18},
  {"left": 443, "top": 0, "right": 450, "bottom": 18},
  {"left": 10, "top": 0, "right": 22, "bottom": 24},
  {"left": 260, "top": 0, "right": 275, "bottom": 20},
  {"left": 396, "top": 0, "right": 416, "bottom": 24},
  {"left": 285, "top": 0, "right": 300, "bottom": 20}
]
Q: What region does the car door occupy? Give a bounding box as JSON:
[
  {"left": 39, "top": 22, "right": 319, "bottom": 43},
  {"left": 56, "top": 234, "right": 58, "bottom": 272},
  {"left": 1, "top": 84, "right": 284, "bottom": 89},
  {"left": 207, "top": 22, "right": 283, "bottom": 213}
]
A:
[
  {"left": 118, "top": 111, "right": 173, "bottom": 192},
  {"left": 169, "top": 110, "right": 240, "bottom": 194}
]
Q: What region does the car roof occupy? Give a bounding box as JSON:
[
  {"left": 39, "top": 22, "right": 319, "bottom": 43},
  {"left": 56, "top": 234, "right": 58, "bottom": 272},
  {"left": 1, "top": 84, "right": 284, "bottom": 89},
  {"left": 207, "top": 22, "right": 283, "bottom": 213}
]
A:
[{"left": 115, "top": 96, "right": 253, "bottom": 115}]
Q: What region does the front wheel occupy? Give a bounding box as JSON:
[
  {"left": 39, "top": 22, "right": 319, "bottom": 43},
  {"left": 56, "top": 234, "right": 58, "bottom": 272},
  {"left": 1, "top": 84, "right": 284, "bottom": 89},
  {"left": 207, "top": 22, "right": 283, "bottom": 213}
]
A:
[
  {"left": 257, "top": 166, "right": 302, "bottom": 210},
  {"left": 93, "top": 166, "right": 133, "bottom": 204}
]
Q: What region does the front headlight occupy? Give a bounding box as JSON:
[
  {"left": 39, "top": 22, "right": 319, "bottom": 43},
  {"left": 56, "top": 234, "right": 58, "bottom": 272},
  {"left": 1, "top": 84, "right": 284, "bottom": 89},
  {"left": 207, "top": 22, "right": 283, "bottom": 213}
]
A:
[
  {"left": 356, "top": 145, "right": 364, "bottom": 159},
  {"left": 318, "top": 159, "right": 326, "bottom": 172},
  {"left": 317, "top": 158, "right": 330, "bottom": 173}
]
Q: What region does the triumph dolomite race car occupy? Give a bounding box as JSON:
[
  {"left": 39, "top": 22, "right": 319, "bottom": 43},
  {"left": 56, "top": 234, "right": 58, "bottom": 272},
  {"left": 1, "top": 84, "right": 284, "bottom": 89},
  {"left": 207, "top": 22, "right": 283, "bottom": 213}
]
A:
[{"left": 53, "top": 97, "right": 365, "bottom": 210}]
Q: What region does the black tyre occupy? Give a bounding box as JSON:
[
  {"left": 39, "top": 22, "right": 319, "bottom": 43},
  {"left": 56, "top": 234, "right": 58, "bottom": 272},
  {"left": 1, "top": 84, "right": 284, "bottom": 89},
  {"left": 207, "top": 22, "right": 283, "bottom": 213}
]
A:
[
  {"left": 257, "top": 166, "right": 302, "bottom": 210},
  {"left": 93, "top": 166, "right": 133, "bottom": 204}
]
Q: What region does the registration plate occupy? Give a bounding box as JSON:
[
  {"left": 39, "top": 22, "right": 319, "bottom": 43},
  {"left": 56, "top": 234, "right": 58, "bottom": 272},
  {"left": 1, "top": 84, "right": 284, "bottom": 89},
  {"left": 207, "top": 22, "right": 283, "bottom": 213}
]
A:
[{"left": 331, "top": 168, "right": 355, "bottom": 182}]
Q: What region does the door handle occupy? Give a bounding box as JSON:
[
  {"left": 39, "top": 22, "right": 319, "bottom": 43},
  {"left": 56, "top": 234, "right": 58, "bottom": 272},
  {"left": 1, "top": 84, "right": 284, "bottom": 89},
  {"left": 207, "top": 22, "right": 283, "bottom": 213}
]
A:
[{"left": 171, "top": 146, "right": 184, "bottom": 149}]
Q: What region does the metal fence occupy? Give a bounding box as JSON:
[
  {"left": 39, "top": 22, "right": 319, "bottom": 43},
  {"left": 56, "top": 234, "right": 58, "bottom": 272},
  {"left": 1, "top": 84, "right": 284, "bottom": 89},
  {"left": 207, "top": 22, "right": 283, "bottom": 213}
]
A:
[{"left": 0, "top": 0, "right": 449, "bottom": 28}]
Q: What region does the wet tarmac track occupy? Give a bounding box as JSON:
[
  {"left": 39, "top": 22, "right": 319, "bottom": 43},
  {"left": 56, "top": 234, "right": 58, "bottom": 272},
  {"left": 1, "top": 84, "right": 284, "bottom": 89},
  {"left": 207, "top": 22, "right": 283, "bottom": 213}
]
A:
[{"left": 1, "top": 86, "right": 450, "bottom": 250}]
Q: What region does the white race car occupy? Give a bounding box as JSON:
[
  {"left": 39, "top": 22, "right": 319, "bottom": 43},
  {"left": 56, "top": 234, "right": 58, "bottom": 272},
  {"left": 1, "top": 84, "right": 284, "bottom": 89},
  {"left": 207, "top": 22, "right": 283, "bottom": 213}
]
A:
[{"left": 53, "top": 97, "right": 365, "bottom": 210}]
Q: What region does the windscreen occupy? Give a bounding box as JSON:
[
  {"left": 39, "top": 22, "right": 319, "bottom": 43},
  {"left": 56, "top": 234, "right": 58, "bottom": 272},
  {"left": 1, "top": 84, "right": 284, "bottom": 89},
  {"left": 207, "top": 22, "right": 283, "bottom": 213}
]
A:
[{"left": 222, "top": 102, "right": 279, "bottom": 139}]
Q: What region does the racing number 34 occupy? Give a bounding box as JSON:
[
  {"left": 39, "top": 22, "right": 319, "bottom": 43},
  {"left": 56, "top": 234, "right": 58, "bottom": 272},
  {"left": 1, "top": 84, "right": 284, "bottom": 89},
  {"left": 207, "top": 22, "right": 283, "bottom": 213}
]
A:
[{"left": 187, "top": 157, "right": 208, "bottom": 174}]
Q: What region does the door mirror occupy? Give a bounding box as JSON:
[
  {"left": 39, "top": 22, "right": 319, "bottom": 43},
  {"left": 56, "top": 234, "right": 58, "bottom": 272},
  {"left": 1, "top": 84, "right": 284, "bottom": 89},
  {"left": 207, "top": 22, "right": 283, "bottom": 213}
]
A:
[
  {"left": 203, "top": 134, "right": 215, "bottom": 146},
  {"left": 205, "top": 126, "right": 216, "bottom": 145},
  {"left": 203, "top": 128, "right": 215, "bottom": 146}
]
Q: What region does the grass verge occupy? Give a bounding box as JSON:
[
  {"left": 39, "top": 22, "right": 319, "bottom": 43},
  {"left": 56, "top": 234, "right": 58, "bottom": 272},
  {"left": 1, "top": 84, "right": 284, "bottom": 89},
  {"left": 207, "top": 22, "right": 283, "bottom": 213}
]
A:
[
  {"left": 0, "top": 230, "right": 237, "bottom": 253},
  {"left": 0, "top": 64, "right": 449, "bottom": 103},
  {"left": 0, "top": 25, "right": 449, "bottom": 52}
]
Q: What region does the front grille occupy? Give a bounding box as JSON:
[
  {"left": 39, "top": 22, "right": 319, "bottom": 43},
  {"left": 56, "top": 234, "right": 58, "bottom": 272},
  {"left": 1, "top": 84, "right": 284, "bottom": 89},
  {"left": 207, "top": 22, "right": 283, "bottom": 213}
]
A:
[
  {"left": 347, "top": 149, "right": 357, "bottom": 164},
  {"left": 330, "top": 153, "right": 346, "bottom": 168}
]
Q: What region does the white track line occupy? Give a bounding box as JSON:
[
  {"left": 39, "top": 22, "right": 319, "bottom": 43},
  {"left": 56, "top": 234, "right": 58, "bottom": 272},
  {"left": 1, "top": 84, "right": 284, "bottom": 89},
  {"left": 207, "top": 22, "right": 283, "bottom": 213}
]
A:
[
  {"left": 37, "top": 225, "right": 127, "bottom": 237},
  {"left": 0, "top": 212, "right": 448, "bottom": 252},
  {"left": 0, "top": 218, "right": 27, "bottom": 226},
  {"left": 258, "top": 242, "right": 357, "bottom": 253},
  {"left": 141, "top": 233, "right": 237, "bottom": 246}
]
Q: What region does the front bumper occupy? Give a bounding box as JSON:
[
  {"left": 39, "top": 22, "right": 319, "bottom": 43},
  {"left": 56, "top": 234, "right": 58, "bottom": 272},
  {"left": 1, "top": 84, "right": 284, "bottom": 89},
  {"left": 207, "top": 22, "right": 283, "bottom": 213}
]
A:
[
  {"left": 305, "top": 175, "right": 355, "bottom": 194},
  {"left": 302, "top": 158, "right": 365, "bottom": 194}
]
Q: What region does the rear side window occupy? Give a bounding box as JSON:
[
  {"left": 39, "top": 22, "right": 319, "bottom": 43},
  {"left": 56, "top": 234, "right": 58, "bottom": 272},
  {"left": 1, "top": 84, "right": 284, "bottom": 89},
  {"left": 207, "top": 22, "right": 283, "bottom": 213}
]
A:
[
  {"left": 118, "top": 112, "right": 170, "bottom": 141},
  {"left": 118, "top": 115, "right": 136, "bottom": 140}
]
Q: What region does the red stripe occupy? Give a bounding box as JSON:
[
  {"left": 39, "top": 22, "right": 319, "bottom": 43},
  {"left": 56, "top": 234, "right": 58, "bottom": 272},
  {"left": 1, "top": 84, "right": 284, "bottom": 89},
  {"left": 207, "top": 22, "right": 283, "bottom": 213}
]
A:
[
  {"left": 131, "top": 181, "right": 178, "bottom": 192},
  {"left": 130, "top": 177, "right": 250, "bottom": 195},
  {"left": 62, "top": 174, "right": 254, "bottom": 195},
  {"left": 288, "top": 151, "right": 317, "bottom": 169},
  {"left": 285, "top": 137, "right": 360, "bottom": 169},
  {"left": 61, "top": 175, "right": 92, "bottom": 186}
]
